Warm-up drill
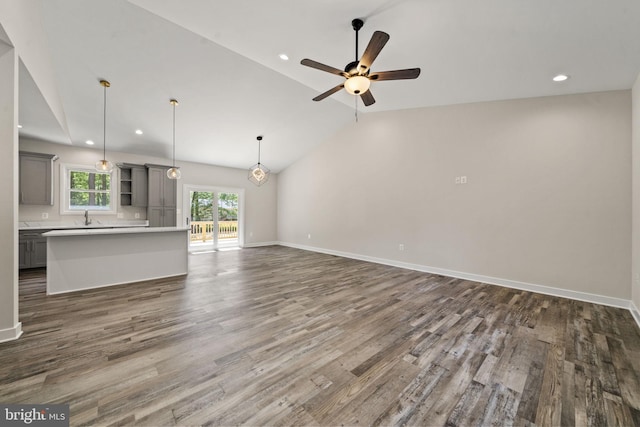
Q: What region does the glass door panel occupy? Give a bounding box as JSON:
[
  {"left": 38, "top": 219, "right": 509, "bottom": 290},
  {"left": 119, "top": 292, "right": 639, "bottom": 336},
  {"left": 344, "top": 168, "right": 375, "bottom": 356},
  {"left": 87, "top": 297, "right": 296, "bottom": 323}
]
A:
[
  {"left": 217, "top": 192, "right": 239, "bottom": 248},
  {"left": 186, "top": 188, "right": 241, "bottom": 251},
  {"left": 189, "top": 190, "right": 215, "bottom": 250}
]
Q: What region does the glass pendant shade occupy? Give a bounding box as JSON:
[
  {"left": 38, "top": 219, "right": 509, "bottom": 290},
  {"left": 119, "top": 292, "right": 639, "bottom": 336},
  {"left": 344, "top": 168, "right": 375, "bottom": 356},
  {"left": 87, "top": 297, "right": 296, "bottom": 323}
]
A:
[
  {"left": 248, "top": 136, "right": 270, "bottom": 186},
  {"left": 168, "top": 99, "right": 181, "bottom": 180},
  {"left": 344, "top": 75, "right": 370, "bottom": 95},
  {"left": 248, "top": 163, "right": 270, "bottom": 186},
  {"left": 95, "top": 159, "right": 114, "bottom": 172},
  {"left": 167, "top": 167, "right": 181, "bottom": 179},
  {"left": 95, "top": 80, "right": 113, "bottom": 173}
]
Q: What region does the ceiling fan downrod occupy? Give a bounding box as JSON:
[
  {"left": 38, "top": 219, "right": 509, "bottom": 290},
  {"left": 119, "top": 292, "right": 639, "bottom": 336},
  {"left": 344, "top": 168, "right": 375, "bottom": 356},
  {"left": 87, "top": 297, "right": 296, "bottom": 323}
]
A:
[{"left": 352, "top": 18, "right": 364, "bottom": 64}]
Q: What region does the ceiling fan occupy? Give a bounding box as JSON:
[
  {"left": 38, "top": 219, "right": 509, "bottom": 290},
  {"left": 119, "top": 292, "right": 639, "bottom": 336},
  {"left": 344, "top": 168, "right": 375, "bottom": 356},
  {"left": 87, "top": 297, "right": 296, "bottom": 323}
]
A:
[{"left": 301, "top": 18, "right": 421, "bottom": 106}]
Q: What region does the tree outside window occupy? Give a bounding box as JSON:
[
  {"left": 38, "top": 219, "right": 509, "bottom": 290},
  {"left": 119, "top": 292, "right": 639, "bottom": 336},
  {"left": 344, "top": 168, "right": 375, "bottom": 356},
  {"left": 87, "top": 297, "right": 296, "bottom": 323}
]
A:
[{"left": 68, "top": 169, "right": 111, "bottom": 210}]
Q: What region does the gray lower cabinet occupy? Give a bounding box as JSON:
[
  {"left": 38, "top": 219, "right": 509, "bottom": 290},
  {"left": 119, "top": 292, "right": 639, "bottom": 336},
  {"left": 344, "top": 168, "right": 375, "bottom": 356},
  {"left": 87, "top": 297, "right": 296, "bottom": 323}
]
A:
[
  {"left": 19, "top": 151, "right": 58, "bottom": 205},
  {"left": 19, "top": 231, "right": 48, "bottom": 269},
  {"left": 146, "top": 164, "right": 177, "bottom": 227},
  {"left": 147, "top": 206, "right": 177, "bottom": 227}
]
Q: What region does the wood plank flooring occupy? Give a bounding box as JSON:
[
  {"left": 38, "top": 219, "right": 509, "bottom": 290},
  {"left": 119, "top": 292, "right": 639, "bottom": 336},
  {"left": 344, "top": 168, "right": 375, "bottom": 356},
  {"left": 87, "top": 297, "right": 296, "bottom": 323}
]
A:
[{"left": 1, "top": 245, "right": 640, "bottom": 426}]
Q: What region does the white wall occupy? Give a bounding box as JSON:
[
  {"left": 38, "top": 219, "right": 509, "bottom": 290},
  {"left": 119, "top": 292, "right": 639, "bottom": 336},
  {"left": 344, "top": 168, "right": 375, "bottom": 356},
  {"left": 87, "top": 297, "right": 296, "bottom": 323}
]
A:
[
  {"left": 278, "top": 91, "right": 631, "bottom": 300},
  {"left": 632, "top": 76, "right": 640, "bottom": 313},
  {"left": 20, "top": 138, "right": 277, "bottom": 246}
]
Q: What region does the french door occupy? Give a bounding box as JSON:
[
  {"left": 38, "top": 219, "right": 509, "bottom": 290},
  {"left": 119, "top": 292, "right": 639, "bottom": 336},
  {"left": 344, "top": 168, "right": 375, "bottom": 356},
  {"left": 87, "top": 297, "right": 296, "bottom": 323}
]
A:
[{"left": 183, "top": 185, "right": 243, "bottom": 251}]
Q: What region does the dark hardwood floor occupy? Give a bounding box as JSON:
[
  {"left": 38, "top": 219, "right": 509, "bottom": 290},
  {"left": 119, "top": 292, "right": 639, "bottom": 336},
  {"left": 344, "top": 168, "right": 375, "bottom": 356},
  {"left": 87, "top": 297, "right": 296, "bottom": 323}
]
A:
[{"left": 1, "top": 246, "right": 640, "bottom": 426}]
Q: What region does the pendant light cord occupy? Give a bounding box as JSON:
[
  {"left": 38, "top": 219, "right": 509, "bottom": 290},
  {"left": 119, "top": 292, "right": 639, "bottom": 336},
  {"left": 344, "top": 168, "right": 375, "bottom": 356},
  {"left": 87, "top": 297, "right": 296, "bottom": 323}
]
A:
[
  {"left": 172, "top": 102, "right": 176, "bottom": 167},
  {"left": 257, "top": 138, "right": 261, "bottom": 165},
  {"left": 102, "top": 83, "right": 107, "bottom": 160}
]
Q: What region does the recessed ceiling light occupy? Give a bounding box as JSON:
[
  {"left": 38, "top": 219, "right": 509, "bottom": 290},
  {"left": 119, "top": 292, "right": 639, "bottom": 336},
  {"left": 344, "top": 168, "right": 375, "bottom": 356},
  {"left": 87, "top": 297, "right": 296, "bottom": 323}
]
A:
[
  {"left": 553, "top": 74, "right": 569, "bottom": 82},
  {"left": 85, "top": 140, "right": 95, "bottom": 145},
  {"left": 135, "top": 129, "right": 143, "bottom": 135},
  {"left": 279, "top": 53, "right": 289, "bottom": 61},
  {"left": 17, "top": 124, "right": 22, "bottom": 129}
]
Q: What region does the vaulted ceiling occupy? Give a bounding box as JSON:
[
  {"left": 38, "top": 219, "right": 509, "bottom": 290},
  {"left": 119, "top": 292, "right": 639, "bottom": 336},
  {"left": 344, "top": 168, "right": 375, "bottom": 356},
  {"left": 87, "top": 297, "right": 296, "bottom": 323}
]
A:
[{"left": 14, "top": 0, "right": 640, "bottom": 172}]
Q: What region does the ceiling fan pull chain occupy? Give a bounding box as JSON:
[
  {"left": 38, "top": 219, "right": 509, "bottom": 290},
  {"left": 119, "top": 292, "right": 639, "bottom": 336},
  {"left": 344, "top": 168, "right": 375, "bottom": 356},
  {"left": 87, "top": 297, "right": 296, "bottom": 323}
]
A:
[{"left": 355, "top": 95, "right": 359, "bottom": 122}]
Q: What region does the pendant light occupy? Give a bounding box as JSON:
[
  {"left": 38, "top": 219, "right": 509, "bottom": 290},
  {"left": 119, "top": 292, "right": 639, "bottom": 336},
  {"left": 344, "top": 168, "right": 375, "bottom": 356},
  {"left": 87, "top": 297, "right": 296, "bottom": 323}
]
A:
[
  {"left": 167, "top": 99, "right": 181, "bottom": 179},
  {"left": 95, "top": 80, "right": 114, "bottom": 172},
  {"left": 248, "top": 135, "right": 270, "bottom": 186}
]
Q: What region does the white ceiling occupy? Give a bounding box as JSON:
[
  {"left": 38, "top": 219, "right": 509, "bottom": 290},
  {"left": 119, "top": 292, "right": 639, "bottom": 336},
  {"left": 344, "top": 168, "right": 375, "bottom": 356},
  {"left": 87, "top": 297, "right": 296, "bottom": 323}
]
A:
[{"left": 16, "top": 0, "right": 640, "bottom": 172}]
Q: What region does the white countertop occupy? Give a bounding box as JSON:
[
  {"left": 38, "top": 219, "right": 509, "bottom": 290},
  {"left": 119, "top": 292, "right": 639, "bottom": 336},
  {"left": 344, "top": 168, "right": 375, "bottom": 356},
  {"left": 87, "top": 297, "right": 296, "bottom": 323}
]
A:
[
  {"left": 19, "top": 220, "right": 149, "bottom": 230},
  {"left": 43, "top": 226, "right": 188, "bottom": 237}
]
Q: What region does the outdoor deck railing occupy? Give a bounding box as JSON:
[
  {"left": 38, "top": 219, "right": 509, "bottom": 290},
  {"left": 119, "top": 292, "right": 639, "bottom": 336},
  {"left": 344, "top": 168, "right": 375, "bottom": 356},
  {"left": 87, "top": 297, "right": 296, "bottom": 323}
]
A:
[{"left": 190, "top": 221, "right": 238, "bottom": 242}]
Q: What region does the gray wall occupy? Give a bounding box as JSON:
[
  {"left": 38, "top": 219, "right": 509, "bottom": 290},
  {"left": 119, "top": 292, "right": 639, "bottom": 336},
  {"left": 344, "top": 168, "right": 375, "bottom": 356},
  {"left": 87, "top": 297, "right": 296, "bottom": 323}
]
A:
[
  {"left": 19, "top": 138, "right": 277, "bottom": 246},
  {"left": 277, "top": 91, "right": 631, "bottom": 300},
  {"left": 0, "top": 43, "right": 20, "bottom": 341}
]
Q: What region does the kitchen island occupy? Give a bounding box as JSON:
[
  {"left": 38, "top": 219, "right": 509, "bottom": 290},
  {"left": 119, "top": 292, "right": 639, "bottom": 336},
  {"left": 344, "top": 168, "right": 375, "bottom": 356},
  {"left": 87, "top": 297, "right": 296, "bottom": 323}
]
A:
[{"left": 43, "top": 227, "right": 189, "bottom": 294}]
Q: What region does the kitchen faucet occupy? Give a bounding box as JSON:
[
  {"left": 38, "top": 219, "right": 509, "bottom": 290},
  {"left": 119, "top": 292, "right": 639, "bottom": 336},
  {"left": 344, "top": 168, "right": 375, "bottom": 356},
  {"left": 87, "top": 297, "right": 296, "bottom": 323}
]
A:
[{"left": 84, "top": 210, "right": 92, "bottom": 226}]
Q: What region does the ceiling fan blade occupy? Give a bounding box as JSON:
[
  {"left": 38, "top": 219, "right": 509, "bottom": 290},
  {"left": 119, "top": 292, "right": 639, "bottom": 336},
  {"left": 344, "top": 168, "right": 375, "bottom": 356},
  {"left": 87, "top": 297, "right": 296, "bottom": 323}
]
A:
[
  {"left": 360, "top": 90, "right": 375, "bottom": 106},
  {"left": 301, "top": 59, "right": 348, "bottom": 77},
  {"left": 312, "top": 84, "right": 345, "bottom": 101},
  {"left": 369, "top": 68, "right": 421, "bottom": 81},
  {"left": 357, "top": 31, "right": 390, "bottom": 73}
]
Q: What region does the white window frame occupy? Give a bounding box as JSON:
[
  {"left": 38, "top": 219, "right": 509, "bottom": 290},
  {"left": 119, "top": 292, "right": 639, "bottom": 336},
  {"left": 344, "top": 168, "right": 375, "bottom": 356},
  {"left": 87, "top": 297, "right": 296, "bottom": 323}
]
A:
[{"left": 60, "top": 163, "right": 117, "bottom": 215}]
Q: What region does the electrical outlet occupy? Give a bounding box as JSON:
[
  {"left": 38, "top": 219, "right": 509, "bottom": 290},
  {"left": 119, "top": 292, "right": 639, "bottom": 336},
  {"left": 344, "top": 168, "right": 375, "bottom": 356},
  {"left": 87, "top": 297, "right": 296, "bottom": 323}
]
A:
[
  {"left": 307, "top": 234, "right": 312, "bottom": 239},
  {"left": 117, "top": 212, "right": 124, "bottom": 219},
  {"left": 455, "top": 177, "right": 461, "bottom": 184},
  {"left": 399, "top": 244, "right": 405, "bottom": 251},
  {"left": 460, "top": 176, "right": 467, "bottom": 184},
  {"left": 134, "top": 213, "right": 140, "bottom": 219},
  {"left": 41, "top": 212, "right": 48, "bottom": 219}
]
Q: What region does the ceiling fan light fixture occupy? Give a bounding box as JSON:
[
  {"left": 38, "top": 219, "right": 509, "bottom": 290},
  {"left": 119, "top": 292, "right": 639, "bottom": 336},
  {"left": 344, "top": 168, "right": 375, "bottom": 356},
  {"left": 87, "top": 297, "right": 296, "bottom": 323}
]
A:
[{"left": 344, "top": 75, "right": 370, "bottom": 95}]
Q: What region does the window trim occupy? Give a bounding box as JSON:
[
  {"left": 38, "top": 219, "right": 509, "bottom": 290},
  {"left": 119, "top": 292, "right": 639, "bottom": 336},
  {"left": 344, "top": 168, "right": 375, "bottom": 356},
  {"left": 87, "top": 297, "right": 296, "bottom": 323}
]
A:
[{"left": 60, "top": 163, "right": 117, "bottom": 215}]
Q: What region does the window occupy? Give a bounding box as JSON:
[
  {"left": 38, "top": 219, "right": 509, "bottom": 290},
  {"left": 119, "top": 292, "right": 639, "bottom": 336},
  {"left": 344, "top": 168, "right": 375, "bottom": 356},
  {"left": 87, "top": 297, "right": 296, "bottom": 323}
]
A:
[{"left": 60, "top": 164, "right": 117, "bottom": 214}]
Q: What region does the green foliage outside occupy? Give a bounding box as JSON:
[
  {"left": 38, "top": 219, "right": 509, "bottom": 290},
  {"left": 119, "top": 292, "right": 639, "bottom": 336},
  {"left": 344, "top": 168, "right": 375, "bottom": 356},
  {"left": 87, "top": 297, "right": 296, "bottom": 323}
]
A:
[
  {"left": 190, "top": 191, "right": 238, "bottom": 221},
  {"left": 69, "top": 170, "right": 111, "bottom": 208}
]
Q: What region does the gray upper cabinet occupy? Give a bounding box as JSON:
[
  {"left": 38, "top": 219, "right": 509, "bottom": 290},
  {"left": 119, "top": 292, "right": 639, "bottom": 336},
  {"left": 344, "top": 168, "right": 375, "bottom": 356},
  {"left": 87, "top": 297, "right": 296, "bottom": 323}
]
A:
[
  {"left": 117, "top": 163, "right": 148, "bottom": 207},
  {"left": 146, "top": 164, "right": 177, "bottom": 227},
  {"left": 19, "top": 151, "right": 58, "bottom": 205}
]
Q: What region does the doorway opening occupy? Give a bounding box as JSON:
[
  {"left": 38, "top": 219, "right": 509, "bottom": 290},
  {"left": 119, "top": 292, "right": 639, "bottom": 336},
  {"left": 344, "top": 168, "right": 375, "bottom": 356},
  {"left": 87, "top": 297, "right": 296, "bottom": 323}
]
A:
[{"left": 184, "top": 185, "right": 243, "bottom": 251}]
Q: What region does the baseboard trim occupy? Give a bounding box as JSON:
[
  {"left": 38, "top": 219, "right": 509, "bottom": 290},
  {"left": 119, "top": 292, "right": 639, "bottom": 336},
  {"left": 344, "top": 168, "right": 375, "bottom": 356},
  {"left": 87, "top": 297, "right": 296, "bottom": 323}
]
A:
[
  {"left": 243, "top": 241, "right": 279, "bottom": 248},
  {"left": 47, "top": 273, "right": 188, "bottom": 296},
  {"left": 0, "top": 322, "right": 22, "bottom": 343},
  {"left": 278, "top": 242, "right": 632, "bottom": 311},
  {"left": 631, "top": 301, "right": 640, "bottom": 330}
]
